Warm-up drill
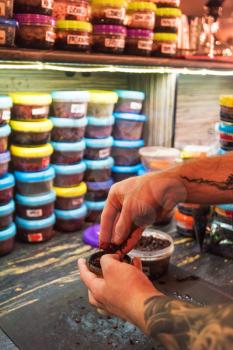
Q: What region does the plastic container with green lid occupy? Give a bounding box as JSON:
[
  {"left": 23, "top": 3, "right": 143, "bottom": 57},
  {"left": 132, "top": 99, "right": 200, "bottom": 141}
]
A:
[
  {"left": 11, "top": 143, "right": 53, "bottom": 172},
  {"left": 10, "top": 92, "right": 52, "bottom": 120},
  {"left": 0, "top": 124, "right": 11, "bottom": 153},
  {"left": 219, "top": 95, "right": 233, "bottom": 123},
  {"left": 87, "top": 90, "right": 118, "bottom": 118},
  {"left": 127, "top": 2, "right": 157, "bottom": 31},
  {"left": 0, "top": 96, "right": 12, "bottom": 125},
  {"left": 92, "top": 0, "right": 127, "bottom": 25},
  {"left": 10, "top": 119, "right": 53, "bottom": 145},
  {"left": 54, "top": 182, "right": 87, "bottom": 210},
  {"left": 51, "top": 90, "right": 89, "bottom": 118},
  {"left": 152, "top": 32, "right": 178, "bottom": 57},
  {"left": 155, "top": 8, "right": 181, "bottom": 33},
  {"left": 55, "top": 20, "right": 92, "bottom": 51}
]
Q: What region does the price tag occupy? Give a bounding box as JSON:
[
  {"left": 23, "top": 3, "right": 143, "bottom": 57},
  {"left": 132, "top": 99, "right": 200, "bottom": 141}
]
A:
[
  {"left": 105, "top": 8, "right": 125, "bottom": 20},
  {"left": 161, "top": 43, "right": 176, "bottom": 55},
  {"left": 161, "top": 18, "right": 178, "bottom": 27},
  {"left": 99, "top": 148, "right": 110, "bottom": 159},
  {"left": 130, "top": 101, "right": 142, "bottom": 111},
  {"left": 28, "top": 233, "right": 43, "bottom": 242},
  {"left": 105, "top": 38, "right": 125, "bottom": 49},
  {"left": 71, "top": 103, "right": 86, "bottom": 114},
  {"left": 72, "top": 198, "right": 84, "bottom": 206},
  {"left": 133, "top": 13, "right": 154, "bottom": 23},
  {"left": 138, "top": 40, "right": 153, "bottom": 51},
  {"left": 1, "top": 110, "right": 10, "bottom": 121},
  {"left": 67, "top": 35, "right": 89, "bottom": 46},
  {"left": 32, "top": 107, "right": 48, "bottom": 115},
  {"left": 26, "top": 209, "right": 43, "bottom": 218},
  {"left": 46, "top": 31, "right": 55, "bottom": 43},
  {"left": 41, "top": 0, "right": 53, "bottom": 9},
  {"left": 67, "top": 5, "right": 87, "bottom": 17}
]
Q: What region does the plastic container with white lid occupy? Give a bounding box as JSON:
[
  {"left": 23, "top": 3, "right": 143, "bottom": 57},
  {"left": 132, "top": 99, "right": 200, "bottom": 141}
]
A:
[
  {"left": 0, "top": 19, "right": 17, "bottom": 47},
  {"left": 86, "top": 115, "right": 115, "bottom": 139},
  {"left": 112, "top": 139, "right": 144, "bottom": 166},
  {"left": 113, "top": 112, "right": 147, "bottom": 140},
  {"left": 86, "top": 178, "right": 113, "bottom": 201},
  {"left": 86, "top": 200, "right": 106, "bottom": 223},
  {"left": 52, "top": 90, "right": 89, "bottom": 118},
  {"left": 0, "top": 173, "right": 15, "bottom": 204},
  {"left": 0, "top": 200, "right": 15, "bottom": 230},
  {"left": 114, "top": 90, "right": 145, "bottom": 114},
  {"left": 85, "top": 157, "right": 114, "bottom": 182},
  {"left": 10, "top": 119, "right": 53, "bottom": 145},
  {"left": 0, "top": 96, "right": 12, "bottom": 125},
  {"left": 0, "top": 124, "right": 11, "bottom": 153},
  {"left": 139, "top": 146, "right": 180, "bottom": 171},
  {"left": 54, "top": 182, "right": 87, "bottom": 210},
  {"left": 0, "top": 223, "right": 16, "bottom": 256},
  {"left": 53, "top": 161, "right": 86, "bottom": 187},
  {"left": 87, "top": 90, "right": 118, "bottom": 118},
  {"left": 112, "top": 163, "right": 141, "bottom": 182},
  {"left": 55, "top": 203, "right": 87, "bottom": 232},
  {"left": 0, "top": 151, "right": 10, "bottom": 176},
  {"left": 50, "top": 116, "right": 87, "bottom": 142},
  {"left": 85, "top": 136, "right": 113, "bottom": 160},
  {"left": 51, "top": 140, "right": 85, "bottom": 164}
]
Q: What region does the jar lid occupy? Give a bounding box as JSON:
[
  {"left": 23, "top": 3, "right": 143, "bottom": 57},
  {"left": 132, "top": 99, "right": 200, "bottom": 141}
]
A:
[
  {"left": 55, "top": 204, "right": 87, "bottom": 219},
  {"left": 0, "top": 200, "right": 15, "bottom": 217},
  {"left": 154, "top": 33, "right": 178, "bottom": 41},
  {"left": 51, "top": 140, "right": 86, "bottom": 152},
  {"left": 215, "top": 204, "right": 233, "bottom": 211},
  {"left": 156, "top": 7, "right": 182, "bottom": 17},
  {"left": 88, "top": 90, "right": 118, "bottom": 104},
  {"left": 54, "top": 182, "right": 87, "bottom": 198},
  {"left": 87, "top": 115, "right": 115, "bottom": 126},
  {"left": 52, "top": 161, "right": 86, "bottom": 175},
  {"left": 83, "top": 224, "right": 100, "bottom": 248},
  {"left": 50, "top": 117, "right": 88, "bottom": 128},
  {"left": 9, "top": 92, "right": 52, "bottom": 106},
  {"left": 156, "top": 0, "right": 180, "bottom": 6},
  {"left": 51, "top": 90, "right": 89, "bottom": 102},
  {"left": 0, "top": 223, "right": 16, "bottom": 242},
  {"left": 86, "top": 200, "right": 106, "bottom": 210},
  {"left": 219, "top": 122, "right": 233, "bottom": 134},
  {"left": 0, "top": 19, "right": 18, "bottom": 27},
  {"left": 86, "top": 178, "right": 113, "bottom": 191},
  {"left": 114, "top": 112, "right": 147, "bottom": 122},
  {"left": 112, "top": 163, "right": 142, "bottom": 174},
  {"left": 218, "top": 148, "right": 226, "bottom": 155},
  {"left": 128, "top": 2, "right": 157, "bottom": 12},
  {"left": 113, "top": 139, "right": 145, "bottom": 148},
  {"left": 15, "top": 191, "right": 56, "bottom": 207},
  {"left": 85, "top": 157, "right": 114, "bottom": 169},
  {"left": 127, "top": 29, "right": 153, "bottom": 39},
  {"left": 0, "top": 124, "right": 11, "bottom": 137},
  {"left": 219, "top": 95, "right": 233, "bottom": 108},
  {"left": 137, "top": 165, "right": 147, "bottom": 176},
  {"left": 92, "top": 0, "right": 127, "bottom": 8},
  {"left": 174, "top": 209, "right": 194, "bottom": 224},
  {"left": 56, "top": 20, "right": 92, "bottom": 32},
  {"left": 0, "top": 96, "right": 13, "bottom": 109},
  {"left": 0, "top": 173, "right": 15, "bottom": 190},
  {"left": 0, "top": 151, "right": 10, "bottom": 163},
  {"left": 16, "top": 214, "right": 56, "bottom": 230},
  {"left": 15, "top": 166, "right": 55, "bottom": 183},
  {"left": 10, "top": 144, "right": 53, "bottom": 158},
  {"left": 14, "top": 14, "right": 55, "bottom": 26},
  {"left": 85, "top": 136, "right": 113, "bottom": 148},
  {"left": 10, "top": 119, "right": 53, "bottom": 133},
  {"left": 114, "top": 90, "right": 145, "bottom": 100},
  {"left": 93, "top": 24, "right": 127, "bottom": 35}
]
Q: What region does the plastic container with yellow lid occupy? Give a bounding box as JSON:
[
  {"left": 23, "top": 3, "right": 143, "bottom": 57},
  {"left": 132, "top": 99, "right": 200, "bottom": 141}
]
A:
[
  {"left": 10, "top": 119, "right": 53, "bottom": 145},
  {"left": 152, "top": 32, "right": 177, "bottom": 57},
  {"left": 11, "top": 144, "right": 53, "bottom": 172},
  {"left": 220, "top": 95, "right": 233, "bottom": 123},
  {"left": 10, "top": 92, "right": 52, "bottom": 120},
  {"left": 155, "top": 8, "right": 181, "bottom": 33},
  {"left": 126, "top": 2, "right": 157, "bottom": 31},
  {"left": 87, "top": 90, "right": 118, "bottom": 118},
  {"left": 54, "top": 182, "right": 87, "bottom": 210},
  {"left": 92, "top": 0, "right": 127, "bottom": 25}
]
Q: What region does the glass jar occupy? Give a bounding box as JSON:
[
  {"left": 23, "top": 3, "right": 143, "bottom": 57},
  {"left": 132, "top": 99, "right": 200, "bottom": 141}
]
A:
[
  {"left": 0, "top": 124, "right": 11, "bottom": 153},
  {"left": 51, "top": 90, "right": 89, "bottom": 119},
  {"left": 126, "top": 1, "right": 157, "bottom": 31},
  {"left": 54, "top": 182, "right": 87, "bottom": 210},
  {"left": 55, "top": 20, "right": 92, "bottom": 51},
  {"left": 15, "top": 14, "right": 55, "bottom": 49},
  {"left": 0, "top": 96, "right": 12, "bottom": 125},
  {"left": 53, "top": 161, "right": 86, "bottom": 187},
  {"left": 114, "top": 90, "right": 145, "bottom": 114},
  {"left": 0, "top": 19, "right": 17, "bottom": 47},
  {"left": 113, "top": 113, "right": 147, "bottom": 140},
  {"left": 51, "top": 140, "right": 85, "bottom": 164},
  {"left": 92, "top": 0, "right": 126, "bottom": 25},
  {"left": 0, "top": 223, "right": 16, "bottom": 256},
  {"left": 50, "top": 117, "right": 87, "bottom": 142},
  {"left": 125, "top": 28, "right": 153, "bottom": 56},
  {"left": 53, "top": 0, "right": 90, "bottom": 21},
  {"left": 86, "top": 116, "right": 115, "bottom": 139},
  {"left": 152, "top": 32, "right": 178, "bottom": 57},
  {"left": 155, "top": 7, "right": 181, "bottom": 34},
  {"left": 93, "top": 24, "right": 126, "bottom": 54},
  {"left": 156, "top": 0, "right": 180, "bottom": 8},
  {"left": 14, "top": 0, "right": 54, "bottom": 16},
  {"left": 220, "top": 95, "right": 233, "bottom": 123},
  {"left": 55, "top": 204, "right": 87, "bottom": 232},
  {"left": 0, "top": 0, "right": 14, "bottom": 18},
  {"left": 87, "top": 90, "right": 118, "bottom": 118},
  {"left": 85, "top": 136, "right": 113, "bottom": 160},
  {"left": 0, "top": 173, "right": 15, "bottom": 205}
]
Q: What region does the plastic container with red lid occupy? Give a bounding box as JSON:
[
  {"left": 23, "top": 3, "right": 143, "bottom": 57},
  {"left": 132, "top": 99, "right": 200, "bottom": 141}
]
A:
[
  {"left": 55, "top": 204, "right": 87, "bottom": 232},
  {"left": 0, "top": 151, "right": 10, "bottom": 177},
  {"left": 54, "top": 182, "right": 87, "bottom": 210},
  {"left": 0, "top": 173, "right": 15, "bottom": 205},
  {"left": 51, "top": 140, "right": 85, "bottom": 165},
  {"left": 0, "top": 96, "right": 12, "bottom": 125},
  {"left": 93, "top": 24, "right": 126, "bottom": 54},
  {"left": 14, "top": 0, "right": 54, "bottom": 16},
  {"left": 53, "top": 161, "right": 86, "bottom": 187},
  {"left": 0, "top": 223, "right": 16, "bottom": 256},
  {"left": 0, "top": 124, "right": 11, "bottom": 153},
  {"left": 0, "top": 200, "right": 15, "bottom": 230},
  {"left": 126, "top": 28, "right": 153, "bottom": 56}
]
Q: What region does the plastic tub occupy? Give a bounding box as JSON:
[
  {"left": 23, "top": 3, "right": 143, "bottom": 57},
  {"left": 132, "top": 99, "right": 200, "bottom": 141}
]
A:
[
  {"left": 86, "top": 200, "right": 106, "bottom": 223},
  {"left": 112, "top": 139, "right": 144, "bottom": 166},
  {"left": 16, "top": 214, "right": 56, "bottom": 243},
  {"left": 139, "top": 147, "right": 180, "bottom": 171},
  {"left": 55, "top": 20, "right": 92, "bottom": 51},
  {"left": 125, "top": 29, "right": 153, "bottom": 56},
  {"left": 214, "top": 204, "right": 233, "bottom": 219},
  {"left": 0, "top": 223, "right": 16, "bottom": 256},
  {"left": 54, "top": 182, "right": 87, "bottom": 210},
  {"left": 174, "top": 209, "right": 194, "bottom": 237},
  {"left": 177, "top": 203, "right": 200, "bottom": 216},
  {"left": 0, "top": 0, "right": 14, "bottom": 18},
  {"left": 14, "top": 0, "right": 54, "bottom": 16},
  {"left": 15, "top": 166, "right": 55, "bottom": 196},
  {"left": 155, "top": 8, "right": 181, "bottom": 34},
  {"left": 0, "top": 19, "right": 17, "bottom": 47},
  {"left": 85, "top": 136, "right": 113, "bottom": 160},
  {"left": 92, "top": 0, "right": 126, "bottom": 25},
  {"left": 15, "top": 191, "right": 56, "bottom": 220},
  {"left": 51, "top": 90, "right": 89, "bottom": 119},
  {"left": 53, "top": 161, "right": 86, "bottom": 187},
  {"left": 156, "top": 0, "right": 180, "bottom": 8},
  {"left": 85, "top": 157, "right": 114, "bottom": 182},
  {"left": 0, "top": 151, "right": 10, "bottom": 176},
  {"left": 219, "top": 122, "right": 233, "bottom": 150},
  {"left": 53, "top": 0, "right": 90, "bottom": 21},
  {"left": 126, "top": 1, "right": 157, "bottom": 31},
  {"left": 51, "top": 140, "right": 85, "bottom": 164},
  {"left": 15, "top": 14, "right": 55, "bottom": 49},
  {"left": 55, "top": 204, "right": 87, "bottom": 232},
  {"left": 10, "top": 92, "right": 52, "bottom": 120},
  {"left": 112, "top": 163, "right": 141, "bottom": 182},
  {"left": 50, "top": 117, "right": 87, "bottom": 142},
  {"left": 10, "top": 119, "right": 53, "bottom": 145},
  {"left": 86, "top": 116, "right": 115, "bottom": 139},
  {"left": 0, "top": 96, "right": 12, "bottom": 125},
  {"left": 86, "top": 178, "right": 113, "bottom": 201},
  {"left": 219, "top": 95, "right": 233, "bottom": 123},
  {"left": 87, "top": 91, "right": 118, "bottom": 118},
  {"left": 114, "top": 90, "right": 145, "bottom": 114},
  {"left": 93, "top": 24, "right": 126, "bottom": 54},
  {"left": 0, "top": 173, "right": 15, "bottom": 205},
  {"left": 0, "top": 124, "right": 11, "bottom": 152},
  {"left": 129, "top": 227, "right": 174, "bottom": 279},
  {"left": 0, "top": 200, "right": 15, "bottom": 230},
  {"left": 113, "top": 113, "right": 147, "bottom": 140},
  {"left": 152, "top": 33, "right": 178, "bottom": 57}
]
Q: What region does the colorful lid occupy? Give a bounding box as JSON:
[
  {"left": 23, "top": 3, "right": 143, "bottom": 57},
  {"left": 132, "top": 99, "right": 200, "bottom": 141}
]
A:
[
  {"left": 0, "top": 200, "right": 15, "bottom": 217},
  {"left": 175, "top": 209, "right": 194, "bottom": 224},
  {"left": 137, "top": 165, "right": 148, "bottom": 176},
  {"left": 0, "top": 19, "right": 18, "bottom": 27},
  {"left": 93, "top": 24, "right": 127, "bottom": 35},
  {"left": 85, "top": 157, "right": 114, "bottom": 169},
  {"left": 50, "top": 117, "right": 87, "bottom": 128},
  {"left": 15, "top": 166, "right": 55, "bottom": 183},
  {"left": 219, "top": 122, "right": 233, "bottom": 134},
  {"left": 0, "top": 173, "right": 15, "bottom": 190},
  {"left": 16, "top": 214, "right": 56, "bottom": 230},
  {"left": 219, "top": 95, "right": 233, "bottom": 108},
  {"left": 128, "top": 2, "right": 157, "bottom": 12},
  {"left": 127, "top": 28, "right": 153, "bottom": 39},
  {"left": 156, "top": 7, "right": 182, "bottom": 17},
  {"left": 0, "top": 124, "right": 11, "bottom": 137},
  {"left": 88, "top": 90, "right": 118, "bottom": 104},
  {"left": 114, "top": 112, "right": 147, "bottom": 122},
  {"left": 114, "top": 90, "right": 145, "bottom": 100},
  {"left": 10, "top": 144, "right": 53, "bottom": 158},
  {"left": 87, "top": 115, "right": 115, "bottom": 126},
  {"left": 0, "top": 223, "right": 16, "bottom": 242},
  {"left": 86, "top": 178, "right": 113, "bottom": 191},
  {"left": 113, "top": 139, "right": 145, "bottom": 148},
  {"left": 54, "top": 182, "right": 87, "bottom": 198},
  {"left": 86, "top": 200, "right": 106, "bottom": 210},
  {"left": 0, "top": 151, "right": 10, "bottom": 163},
  {"left": 157, "top": 0, "right": 180, "bottom": 5},
  {"left": 218, "top": 148, "right": 226, "bottom": 155},
  {"left": 51, "top": 140, "right": 86, "bottom": 152},
  {"left": 112, "top": 163, "right": 142, "bottom": 174},
  {"left": 15, "top": 191, "right": 56, "bottom": 207},
  {"left": 85, "top": 136, "right": 113, "bottom": 148},
  {"left": 51, "top": 90, "right": 89, "bottom": 102},
  {"left": 10, "top": 119, "right": 53, "bottom": 133},
  {"left": 14, "top": 14, "right": 55, "bottom": 25},
  {"left": 55, "top": 204, "right": 87, "bottom": 219},
  {"left": 56, "top": 20, "right": 92, "bottom": 32},
  {"left": 92, "top": 0, "right": 127, "bottom": 8},
  {"left": 83, "top": 224, "right": 100, "bottom": 248},
  {"left": 154, "top": 33, "right": 178, "bottom": 41},
  {"left": 52, "top": 161, "right": 86, "bottom": 175},
  {"left": 9, "top": 92, "right": 52, "bottom": 106},
  {"left": 215, "top": 204, "right": 233, "bottom": 211},
  {"left": 0, "top": 96, "right": 13, "bottom": 109}
]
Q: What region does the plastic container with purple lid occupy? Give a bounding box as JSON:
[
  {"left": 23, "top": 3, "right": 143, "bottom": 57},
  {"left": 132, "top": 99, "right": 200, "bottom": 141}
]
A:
[
  {"left": 126, "top": 28, "right": 153, "bottom": 56},
  {"left": 86, "top": 178, "right": 113, "bottom": 201},
  {"left": 93, "top": 24, "right": 126, "bottom": 54},
  {"left": 83, "top": 224, "right": 100, "bottom": 248},
  {"left": 0, "top": 151, "right": 10, "bottom": 177}
]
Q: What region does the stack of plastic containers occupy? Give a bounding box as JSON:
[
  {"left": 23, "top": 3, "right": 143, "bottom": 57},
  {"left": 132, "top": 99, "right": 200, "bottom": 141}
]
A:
[
  {"left": 112, "top": 90, "right": 146, "bottom": 182},
  {"left": 51, "top": 91, "right": 89, "bottom": 232},
  {"left": 0, "top": 1, "right": 17, "bottom": 48},
  {"left": 9, "top": 92, "right": 56, "bottom": 243}
]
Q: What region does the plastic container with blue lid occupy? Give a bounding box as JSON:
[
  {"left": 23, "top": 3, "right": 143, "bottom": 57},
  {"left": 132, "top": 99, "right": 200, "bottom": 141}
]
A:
[
  {"left": 85, "top": 157, "right": 114, "bottom": 182},
  {"left": 0, "top": 200, "right": 15, "bottom": 230},
  {"left": 0, "top": 19, "right": 18, "bottom": 48},
  {"left": 112, "top": 139, "right": 144, "bottom": 166},
  {"left": 114, "top": 90, "right": 145, "bottom": 114},
  {"left": 0, "top": 223, "right": 16, "bottom": 256},
  {"left": 0, "top": 124, "right": 11, "bottom": 153},
  {"left": 52, "top": 90, "right": 89, "bottom": 119},
  {"left": 86, "top": 200, "right": 106, "bottom": 223},
  {"left": 51, "top": 116, "right": 88, "bottom": 142},
  {"left": 53, "top": 161, "right": 86, "bottom": 187},
  {"left": 55, "top": 204, "right": 87, "bottom": 232},
  {"left": 113, "top": 113, "right": 147, "bottom": 140},
  {"left": 219, "top": 122, "right": 233, "bottom": 150},
  {"left": 0, "top": 173, "right": 15, "bottom": 204},
  {"left": 112, "top": 163, "right": 142, "bottom": 182},
  {"left": 85, "top": 136, "right": 113, "bottom": 160},
  {"left": 86, "top": 178, "right": 113, "bottom": 201},
  {"left": 0, "top": 151, "right": 10, "bottom": 177},
  {"left": 0, "top": 96, "right": 12, "bottom": 124},
  {"left": 51, "top": 140, "right": 86, "bottom": 165},
  {"left": 86, "top": 115, "right": 115, "bottom": 139}
]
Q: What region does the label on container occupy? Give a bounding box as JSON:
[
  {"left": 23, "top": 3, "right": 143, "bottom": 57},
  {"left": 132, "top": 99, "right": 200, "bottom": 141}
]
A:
[
  {"left": 67, "top": 5, "right": 87, "bottom": 17},
  {"left": 0, "top": 2, "right": 5, "bottom": 16},
  {"left": 132, "top": 13, "right": 154, "bottom": 24},
  {"left": 71, "top": 103, "right": 86, "bottom": 115},
  {"left": 72, "top": 197, "right": 84, "bottom": 206},
  {"left": 28, "top": 233, "right": 43, "bottom": 243},
  {"left": 32, "top": 107, "right": 48, "bottom": 116},
  {"left": 99, "top": 148, "right": 110, "bottom": 159},
  {"left": 26, "top": 209, "right": 43, "bottom": 218},
  {"left": 161, "top": 43, "right": 176, "bottom": 55},
  {"left": 161, "top": 18, "right": 178, "bottom": 27},
  {"left": 41, "top": 0, "right": 53, "bottom": 9},
  {"left": 1, "top": 110, "right": 11, "bottom": 121},
  {"left": 130, "top": 101, "right": 142, "bottom": 111},
  {"left": 105, "top": 8, "right": 125, "bottom": 20},
  {"left": 105, "top": 38, "right": 125, "bottom": 49},
  {"left": 46, "top": 31, "right": 55, "bottom": 43},
  {"left": 67, "top": 35, "right": 89, "bottom": 46},
  {"left": 42, "top": 158, "right": 50, "bottom": 168},
  {"left": 0, "top": 30, "right": 6, "bottom": 45},
  {"left": 138, "top": 40, "right": 153, "bottom": 51}
]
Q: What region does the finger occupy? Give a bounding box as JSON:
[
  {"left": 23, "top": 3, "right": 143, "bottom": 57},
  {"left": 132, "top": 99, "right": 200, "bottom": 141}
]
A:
[
  {"left": 112, "top": 203, "right": 133, "bottom": 245},
  {"left": 117, "top": 227, "right": 144, "bottom": 256},
  {"left": 88, "top": 290, "right": 103, "bottom": 309},
  {"left": 78, "top": 258, "right": 100, "bottom": 290},
  {"left": 100, "top": 254, "right": 121, "bottom": 278},
  {"left": 132, "top": 257, "right": 143, "bottom": 271}
]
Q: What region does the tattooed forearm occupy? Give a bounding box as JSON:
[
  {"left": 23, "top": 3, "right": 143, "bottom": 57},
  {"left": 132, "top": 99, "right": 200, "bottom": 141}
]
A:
[
  {"left": 144, "top": 296, "right": 233, "bottom": 350},
  {"left": 181, "top": 174, "right": 233, "bottom": 191}
]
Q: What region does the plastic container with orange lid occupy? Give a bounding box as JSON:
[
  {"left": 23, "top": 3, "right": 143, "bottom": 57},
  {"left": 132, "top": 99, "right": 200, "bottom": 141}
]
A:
[
  {"left": 10, "top": 119, "right": 53, "bottom": 145},
  {"left": 126, "top": 1, "right": 157, "bottom": 31},
  {"left": 54, "top": 182, "right": 87, "bottom": 210},
  {"left": 174, "top": 208, "right": 195, "bottom": 237},
  {"left": 139, "top": 146, "right": 180, "bottom": 171}
]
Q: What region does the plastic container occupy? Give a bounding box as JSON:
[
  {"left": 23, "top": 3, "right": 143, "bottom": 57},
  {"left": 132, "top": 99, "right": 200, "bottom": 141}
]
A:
[
  {"left": 54, "top": 182, "right": 86, "bottom": 210},
  {"left": 174, "top": 209, "right": 194, "bottom": 237},
  {"left": 15, "top": 166, "right": 55, "bottom": 196},
  {"left": 112, "top": 139, "right": 144, "bottom": 166},
  {"left": 85, "top": 136, "right": 113, "bottom": 160},
  {"left": 51, "top": 140, "right": 85, "bottom": 165},
  {"left": 126, "top": 1, "right": 157, "bottom": 31},
  {"left": 112, "top": 163, "right": 141, "bottom": 182},
  {"left": 219, "top": 95, "right": 233, "bottom": 123},
  {"left": 0, "top": 151, "right": 10, "bottom": 176},
  {"left": 16, "top": 214, "right": 56, "bottom": 243},
  {"left": 209, "top": 220, "right": 233, "bottom": 259},
  {"left": 15, "top": 191, "right": 56, "bottom": 220},
  {"left": 0, "top": 19, "right": 17, "bottom": 47},
  {"left": 11, "top": 144, "right": 53, "bottom": 172},
  {"left": 0, "top": 96, "right": 12, "bottom": 125},
  {"left": 114, "top": 90, "right": 145, "bottom": 114},
  {"left": 50, "top": 117, "right": 87, "bottom": 142},
  {"left": 15, "top": 14, "right": 55, "bottom": 49},
  {"left": 93, "top": 24, "right": 126, "bottom": 54},
  {"left": 87, "top": 91, "right": 118, "bottom": 118},
  {"left": 152, "top": 33, "right": 178, "bottom": 57},
  {"left": 10, "top": 92, "right": 52, "bottom": 121},
  {"left": 86, "top": 200, "right": 105, "bottom": 223},
  {"left": 177, "top": 203, "right": 200, "bottom": 216},
  {"left": 129, "top": 227, "right": 174, "bottom": 279},
  {"left": 0, "top": 0, "right": 14, "bottom": 18},
  {"left": 10, "top": 119, "right": 53, "bottom": 146},
  {"left": 156, "top": 0, "right": 180, "bottom": 8},
  {"left": 125, "top": 28, "right": 153, "bottom": 56},
  {"left": 0, "top": 124, "right": 10, "bottom": 152},
  {"left": 155, "top": 8, "right": 181, "bottom": 34},
  {"left": 0, "top": 223, "right": 16, "bottom": 256},
  {"left": 139, "top": 147, "right": 180, "bottom": 171},
  {"left": 219, "top": 122, "right": 233, "bottom": 150},
  {"left": 113, "top": 113, "right": 147, "bottom": 140},
  {"left": 53, "top": 161, "right": 86, "bottom": 187},
  {"left": 55, "top": 20, "right": 92, "bottom": 51},
  {"left": 86, "top": 178, "right": 113, "bottom": 201},
  {"left": 214, "top": 204, "right": 233, "bottom": 219},
  {"left": 92, "top": 0, "right": 126, "bottom": 25},
  {"left": 53, "top": 0, "right": 90, "bottom": 21},
  {"left": 0, "top": 200, "right": 15, "bottom": 230},
  {"left": 55, "top": 204, "right": 87, "bottom": 232},
  {"left": 14, "top": 0, "right": 54, "bottom": 16},
  {"left": 83, "top": 224, "right": 100, "bottom": 248},
  {"left": 0, "top": 173, "right": 15, "bottom": 205},
  {"left": 85, "top": 157, "right": 114, "bottom": 182},
  {"left": 86, "top": 116, "right": 115, "bottom": 139},
  {"left": 51, "top": 90, "right": 89, "bottom": 119}
]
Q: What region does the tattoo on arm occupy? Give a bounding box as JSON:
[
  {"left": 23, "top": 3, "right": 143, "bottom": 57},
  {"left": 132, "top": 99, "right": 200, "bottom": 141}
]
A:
[
  {"left": 181, "top": 174, "right": 233, "bottom": 191},
  {"left": 144, "top": 296, "right": 233, "bottom": 350}
]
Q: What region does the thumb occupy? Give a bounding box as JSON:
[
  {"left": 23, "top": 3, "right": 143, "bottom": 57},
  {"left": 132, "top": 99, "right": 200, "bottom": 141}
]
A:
[{"left": 100, "top": 254, "right": 120, "bottom": 278}]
